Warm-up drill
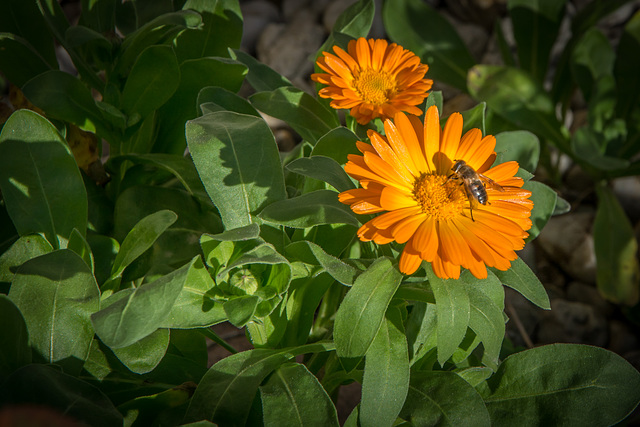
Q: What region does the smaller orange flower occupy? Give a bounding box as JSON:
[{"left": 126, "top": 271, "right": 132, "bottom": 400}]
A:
[{"left": 311, "top": 38, "right": 433, "bottom": 125}]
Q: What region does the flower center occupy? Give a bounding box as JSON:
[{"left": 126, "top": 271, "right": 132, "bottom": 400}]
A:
[
  {"left": 352, "top": 68, "right": 397, "bottom": 106},
  {"left": 413, "top": 173, "right": 467, "bottom": 220}
]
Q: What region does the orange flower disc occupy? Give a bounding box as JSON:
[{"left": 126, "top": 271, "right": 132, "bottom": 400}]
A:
[
  {"left": 339, "top": 106, "right": 534, "bottom": 279},
  {"left": 311, "top": 38, "right": 433, "bottom": 125}
]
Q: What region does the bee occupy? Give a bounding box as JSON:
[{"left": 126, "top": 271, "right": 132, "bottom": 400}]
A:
[{"left": 445, "top": 160, "right": 504, "bottom": 221}]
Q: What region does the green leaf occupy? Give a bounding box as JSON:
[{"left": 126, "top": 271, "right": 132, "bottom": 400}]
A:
[
  {"left": 184, "top": 342, "right": 335, "bottom": 426},
  {"left": 224, "top": 295, "right": 260, "bottom": 328},
  {"left": 197, "top": 86, "right": 261, "bottom": 117},
  {"left": 480, "top": 344, "right": 640, "bottom": 426},
  {"left": 284, "top": 240, "right": 358, "bottom": 285},
  {"left": 459, "top": 102, "right": 486, "bottom": 136},
  {"left": 492, "top": 256, "right": 550, "bottom": 310},
  {"left": 571, "top": 27, "right": 615, "bottom": 103},
  {"left": 286, "top": 156, "right": 356, "bottom": 192},
  {"left": 383, "top": 0, "right": 476, "bottom": 91},
  {"left": 67, "top": 228, "right": 94, "bottom": 272},
  {"left": 22, "top": 70, "right": 114, "bottom": 139},
  {"left": 494, "top": 131, "right": 540, "bottom": 174},
  {"left": 0, "top": 33, "right": 53, "bottom": 87},
  {"left": 154, "top": 57, "right": 247, "bottom": 154},
  {"left": 80, "top": 0, "right": 116, "bottom": 33},
  {"left": 615, "top": 11, "right": 640, "bottom": 121},
  {"left": 110, "top": 210, "right": 177, "bottom": 279},
  {"left": 334, "top": 258, "right": 403, "bottom": 358},
  {"left": 0, "top": 0, "right": 57, "bottom": 66},
  {"left": 570, "top": 127, "right": 629, "bottom": 171},
  {"left": 259, "top": 190, "right": 359, "bottom": 228},
  {"left": 400, "top": 371, "right": 491, "bottom": 426},
  {"left": 187, "top": 111, "right": 286, "bottom": 229},
  {"left": 92, "top": 259, "right": 194, "bottom": 348},
  {"left": 261, "top": 362, "right": 339, "bottom": 427},
  {"left": 111, "top": 328, "right": 170, "bottom": 374},
  {"left": 8, "top": 250, "right": 100, "bottom": 375},
  {"left": 508, "top": 0, "right": 567, "bottom": 82},
  {"left": 250, "top": 87, "right": 340, "bottom": 144},
  {"left": 310, "top": 127, "right": 360, "bottom": 165},
  {"left": 523, "top": 180, "right": 557, "bottom": 241},
  {"left": 175, "top": 0, "right": 243, "bottom": 62},
  {"left": 468, "top": 65, "right": 568, "bottom": 148},
  {"left": 0, "top": 110, "right": 88, "bottom": 249},
  {"left": 229, "top": 49, "right": 292, "bottom": 92},
  {"left": 0, "top": 364, "right": 123, "bottom": 427},
  {"left": 361, "top": 306, "right": 409, "bottom": 427},
  {"left": 332, "top": 0, "right": 374, "bottom": 38},
  {"left": 121, "top": 45, "right": 180, "bottom": 118},
  {"left": 425, "top": 265, "right": 471, "bottom": 366},
  {"left": 0, "top": 234, "right": 53, "bottom": 282},
  {"left": 0, "top": 295, "right": 31, "bottom": 381},
  {"left": 593, "top": 185, "right": 640, "bottom": 305}
]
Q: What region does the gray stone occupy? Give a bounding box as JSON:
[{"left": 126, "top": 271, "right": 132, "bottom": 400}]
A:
[
  {"left": 566, "top": 281, "right": 614, "bottom": 316},
  {"left": 240, "top": 0, "right": 281, "bottom": 54},
  {"left": 537, "top": 299, "right": 608, "bottom": 347},
  {"left": 323, "top": 0, "right": 358, "bottom": 33},
  {"left": 441, "top": 11, "right": 489, "bottom": 61}
]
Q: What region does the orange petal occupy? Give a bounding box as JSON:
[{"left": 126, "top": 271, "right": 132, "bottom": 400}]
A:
[
  {"left": 437, "top": 112, "right": 462, "bottom": 173},
  {"left": 423, "top": 105, "right": 440, "bottom": 172},
  {"left": 400, "top": 245, "right": 422, "bottom": 274}
]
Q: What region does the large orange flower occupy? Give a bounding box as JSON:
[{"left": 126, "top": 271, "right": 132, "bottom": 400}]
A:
[
  {"left": 339, "top": 106, "right": 533, "bottom": 279},
  {"left": 311, "top": 37, "right": 433, "bottom": 125}
]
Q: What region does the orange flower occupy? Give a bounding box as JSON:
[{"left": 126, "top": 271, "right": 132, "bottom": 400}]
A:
[
  {"left": 311, "top": 38, "right": 433, "bottom": 125},
  {"left": 339, "top": 106, "right": 533, "bottom": 279}
]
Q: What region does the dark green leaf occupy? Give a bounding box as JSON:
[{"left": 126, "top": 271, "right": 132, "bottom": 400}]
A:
[
  {"left": 570, "top": 127, "right": 629, "bottom": 171},
  {"left": 284, "top": 240, "right": 358, "bottom": 285},
  {"left": 332, "top": 0, "right": 374, "bottom": 38},
  {"left": 286, "top": 156, "right": 356, "bottom": 192},
  {"left": 459, "top": 102, "right": 486, "bottom": 136},
  {"left": 571, "top": 27, "right": 615, "bottom": 103},
  {"left": 111, "top": 328, "right": 170, "bottom": 374},
  {"left": 0, "top": 110, "right": 88, "bottom": 249},
  {"left": 197, "top": 86, "right": 261, "bottom": 117},
  {"left": 224, "top": 295, "right": 260, "bottom": 327},
  {"left": 0, "top": 234, "right": 53, "bottom": 282},
  {"left": 259, "top": 190, "right": 358, "bottom": 228},
  {"left": 492, "top": 257, "right": 550, "bottom": 310},
  {"left": 480, "top": 344, "right": 640, "bottom": 426},
  {"left": 334, "top": 258, "right": 403, "bottom": 358},
  {"left": 523, "top": 180, "right": 557, "bottom": 241},
  {"left": 494, "top": 131, "right": 540, "bottom": 174},
  {"left": 0, "top": 295, "right": 31, "bottom": 380},
  {"left": 261, "top": 362, "right": 339, "bottom": 427},
  {"left": 0, "top": 364, "right": 123, "bottom": 427},
  {"left": 310, "top": 127, "right": 360, "bottom": 165},
  {"left": 0, "top": 0, "right": 57, "bottom": 66},
  {"left": 250, "top": 87, "right": 340, "bottom": 144},
  {"left": 154, "top": 57, "right": 247, "bottom": 154},
  {"left": 615, "top": 11, "right": 640, "bottom": 120},
  {"left": 425, "top": 264, "right": 471, "bottom": 366},
  {"left": 229, "top": 49, "right": 292, "bottom": 92},
  {"left": 67, "top": 228, "right": 95, "bottom": 272},
  {"left": 468, "top": 65, "right": 568, "bottom": 148},
  {"left": 361, "top": 307, "right": 409, "bottom": 427},
  {"left": 593, "top": 185, "right": 639, "bottom": 305},
  {"left": 121, "top": 45, "right": 180, "bottom": 118},
  {"left": 9, "top": 250, "right": 100, "bottom": 375},
  {"left": 384, "top": 0, "right": 476, "bottom": 91},
  {"left": 400, "top": 371, "right": 490, "bottom": 426},
  {"left": 80, "top": 0, "right": 116, "bottom": 33},
  {"left": 0, "top": 33, "right": 53, "bottom": 87},
  {"left": 508, "top": 0, "right": 567, "bottom": 82},
  {"left": 187, "top": 111, "right": 286, "bottom": 229},
  {"left": 184, "top": 342, "right": 335, "bottom": 426},
  {"left": 110, "top": 210, "right": 177, "bottom": 279}
]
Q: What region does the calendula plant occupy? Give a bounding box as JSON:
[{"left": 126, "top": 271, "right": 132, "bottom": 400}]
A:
[{"left": 0, "top": 0, "right": 639, "bottom": 426}]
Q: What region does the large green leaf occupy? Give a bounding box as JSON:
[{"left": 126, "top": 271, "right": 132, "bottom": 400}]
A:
[
  {"left": 8, "top": 250, "right": 100, "bottom": 375},
  {"left": 615, "top": 10, "right": 640, "bottom": 121},
  {"left": 187, "top": 111, "right": 286, "bottom": 229},
  {"left": 111, "top": 328, "right": 170, "bottom": 374},
  {"left": 571, "top": 27, "right": 615, "bottom": 103},
  {"left": 0, "top": 234, "right": 53, "bottom": 282},
  {"left": 121, "top": 45, "right": 180, "bottom": 118},
  {"left": 259, "top": 190, "right": 359, "bottom": 229},
  {"left": 197, "top": 86, "right": 261, "bottom": 117},
  {"left": 523, "top": 180, "right": 557, "bottom": 242},
  {"left": 0, "top": 110, "right": 88, "bottom": 249},
  {"left": 0, "top": 0, "right": 57, "bottom": 66},
  {"left": 80, "top": 0, "right": 116, "bottom": 33},
  {"left": 184, "top": 342, "right": 335, "bottom": 426},
  {"left": 508, "top": 0, "right": 567, "bottom": 82},
  {"left": 92, "top": 258, "right": 195, "bottom": 348},
  {"left": 229, "top": 49, "right": 292, "bottom": 92},
  {"left": 284, "top": 240, "right": 358, "bottom": 285},
  {"left": 154, "top": 57, "right": 247, "bottom": 154},
  {"left": 310, "top": 127, "right": 360, "bottom": 165},
  {"left": 250, "top": 87, "right": 340, "bottom": 144},
  {"left": 0, "top": 364, "right": 123, "bottom": 427},
  {"left": 494, "top": 131, "right": 540, "bottom": 174},
  {"left": 400, "top": 371, "right": 491, "bottom": 426},
  {"left": 0, "top": 295, "right": 31, "bottom": 381},
  {"left": 425, "top": 265, "right": 470, "bottom": 366},
  {"left": 0, "top": 33, "right": 53, "bottom": 87},
  {"left": 331, "top": 0, "right": 374, "bottom": 39},
  {"left": 334, "top": 258, "right": 402, "bottom": 358},
  {"left": 468, "top": 65, "right": 568, "bottom": 148},
  {"left": 593, "top": 185, "right": 639, "bottom": 305},
  {"left": 361, "top": 306, "right": 409, "bottom": 427},
  {"left": 286, "top": 156, "right": 356, "bottom": 192},
  {"left": 492, "top": 257, "right": 550, "bottom": 309},
  {"left": 480, "top": 344, "right": 640, "bottom": 426},
  {"left": 383, "top": 0, "right": 476, "bottom": 91},
  {"left": 260, "top": 362, "right": 339, "bottom": 427}
]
